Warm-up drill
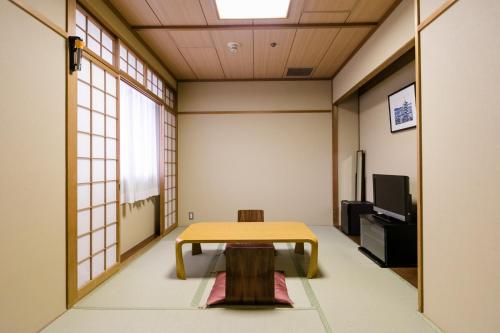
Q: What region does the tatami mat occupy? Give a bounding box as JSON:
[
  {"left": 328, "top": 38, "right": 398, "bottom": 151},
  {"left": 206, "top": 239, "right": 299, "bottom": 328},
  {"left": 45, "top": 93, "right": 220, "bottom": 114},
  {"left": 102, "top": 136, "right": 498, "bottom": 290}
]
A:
[{"left": 43, "top": 226, "right": 438, "bottom": 333}]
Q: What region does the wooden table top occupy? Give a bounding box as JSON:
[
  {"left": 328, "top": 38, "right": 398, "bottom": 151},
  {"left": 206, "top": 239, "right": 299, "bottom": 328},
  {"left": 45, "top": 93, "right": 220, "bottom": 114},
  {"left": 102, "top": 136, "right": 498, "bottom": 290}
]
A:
[{"left": 176, "top": 221, "right": 318, "bottom": 243}]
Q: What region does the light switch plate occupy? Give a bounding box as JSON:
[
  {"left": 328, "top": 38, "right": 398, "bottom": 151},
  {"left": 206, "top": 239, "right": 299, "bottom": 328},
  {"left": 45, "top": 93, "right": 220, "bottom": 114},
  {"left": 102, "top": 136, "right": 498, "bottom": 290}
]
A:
[{"left": 188, "top": 212, "right": 194, "bottom": 220}]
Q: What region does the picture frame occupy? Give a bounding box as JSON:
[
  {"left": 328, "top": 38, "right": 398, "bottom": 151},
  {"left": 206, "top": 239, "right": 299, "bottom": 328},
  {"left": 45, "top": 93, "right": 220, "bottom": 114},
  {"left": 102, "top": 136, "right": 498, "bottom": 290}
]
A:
[{"left": 387, "top": 83, "right": 417, "bottom": 133}]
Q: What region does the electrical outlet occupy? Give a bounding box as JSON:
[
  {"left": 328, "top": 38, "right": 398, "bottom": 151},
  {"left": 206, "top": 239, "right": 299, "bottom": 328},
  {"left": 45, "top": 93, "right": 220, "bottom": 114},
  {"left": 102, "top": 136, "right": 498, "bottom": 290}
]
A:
[{"left": 188, "top": 212, "right": 194, "bottom": 220}]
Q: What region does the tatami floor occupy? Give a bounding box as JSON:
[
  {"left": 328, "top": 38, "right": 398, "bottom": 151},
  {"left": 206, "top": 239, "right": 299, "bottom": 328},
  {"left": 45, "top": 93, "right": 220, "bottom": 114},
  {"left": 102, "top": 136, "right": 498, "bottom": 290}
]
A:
[{"left": 43, "top": 226, "right": 438, "bottom": 333}]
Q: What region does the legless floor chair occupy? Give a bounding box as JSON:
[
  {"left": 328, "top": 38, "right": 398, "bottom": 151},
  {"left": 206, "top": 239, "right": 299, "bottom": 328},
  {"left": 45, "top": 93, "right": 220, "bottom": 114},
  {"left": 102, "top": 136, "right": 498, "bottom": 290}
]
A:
[{"left": 206, "top": 243, "right": 293, "bottom": 306}]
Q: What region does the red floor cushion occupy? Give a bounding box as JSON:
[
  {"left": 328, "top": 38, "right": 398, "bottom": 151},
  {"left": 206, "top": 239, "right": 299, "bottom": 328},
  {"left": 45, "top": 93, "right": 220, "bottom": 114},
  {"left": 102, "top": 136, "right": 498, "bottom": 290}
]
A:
[{"left": 206, "top": 271, "right": 293, "bottom": 306}]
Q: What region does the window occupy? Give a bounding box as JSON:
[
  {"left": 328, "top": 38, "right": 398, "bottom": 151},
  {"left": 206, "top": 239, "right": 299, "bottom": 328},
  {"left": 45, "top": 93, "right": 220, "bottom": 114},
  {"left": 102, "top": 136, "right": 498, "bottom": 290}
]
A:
[
  {"left": 119, "top": 81, "right": 160, "bottom": 204},
  {"left": 119, "top": 44, "right": 145, "bottom": 85},
  {"left": 165, "top": 87, "right": 175, "bottom": 109},
  {"left": 147, "top": 69, "right": 164, "bottom": 99},
  {"left": 76, "top": 57, "right": 119, "bottom": 289},
  {"left": 76, "top": 8, "right": 114, "bottom": 65},
  {"left": 164, "top": 110, "right": 177, "bottom": 229}
]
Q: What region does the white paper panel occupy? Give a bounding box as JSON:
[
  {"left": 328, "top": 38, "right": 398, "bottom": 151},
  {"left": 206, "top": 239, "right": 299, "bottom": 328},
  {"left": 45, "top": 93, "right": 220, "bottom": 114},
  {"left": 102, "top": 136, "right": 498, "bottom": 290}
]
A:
[
  {"left": 87, "top": 19, "right": 100, "bottom": 41},
  {"left": 106, "top": 138, "right": 116, "bottom": 159},
  {"left": 106, "top": 245, "right": 117, "bottom": 269},
  {"left": 77, "top": 158, "right": 90, "bottom": 183},
  {"left": 102, "top": 49, "right": 113, "bottom": 65},
  {"left": 106, "top": 203, "right": 117, "bottom": 224},
  {"left": 119, "top": 45, "right": 127, "bottom": 59},
  {"left": 127, "top": 64, "right": 135, "bottom": 78},
  {"left": 106, "top": 116, "right": 116, "bottom": 138},
  {"left": 77, "top": 107, "right": 90, "bottom": 133},
  {"left": 92, "top": 228, "right": 105, "bottom": 254},
  {"left": 92, "top": 63, "right": 105, "bottom": 90},
  {"left": 77, "top": 184, "right": 90, "bottom": 210},
  {"left": 92, "top": 205, "right": 105, "bottom": 230},
  {"left": 120, "top": 58, "right": 127, "bottom": 72},
  {"left": 77, "top": 234, "right": 90, "bottom": 262},
  {"left": 106, "top": 224, "right": 116, "bottom": 246},
  {"left": 76, "top": 10, "right": 86, "bottom": 28},
  {"left": 106, "top": 160, "right": 116, "bottom": 180},
  {"left": 77, "top": 81, "right": 90, "bottom": 108},
  {"left": 77, "top": 259, "right": 90, "bottom": 289},
  {"left": 87, "top": 37, "right": 100, "bottom": 57},
  {"left": 77, "top": 210, "right": 91, "bottom": 236},
  {"left": 106, "top": 95, "right": 116, "bottom": 117},
  {"left": 92, "top": 88, "right": 104, "bottom": 113},
  {"left": 92, "top": 135, "right": 105, "bottom": 158},
  {"left": 128, "top": 52, "right": 136, "bottom": 65},
  {"left": 106, "top": 181, "right": 116, "bottom": 202},
  {"left": 92, "top": 182, "right": 105, "bottom": 206},
  {"left": 92, "top": 252, "right": 105, "bottom": 279},
  {"left": 76, "top": 27, "right": 86, "bottom": 44},
  {"left": 92, "top": 112, "right": 104, "bottom": 135},
  {"left": 79, "top": 58, "right": 91, "bottom": 83},
  {"left": 137, "top": 74, "right": 144, "bottom": 85},
  {"left": 102, "top": 32, "right": 113, "bottom": 52},
  {"left": 137, "top": 61, "right": 144, "bottom": 74},
  {"left": 92, "top": 159, "right": 105, "bottom": 182},
  {"left": 105, "top": 73, "right": 116, "bottom": 96}
]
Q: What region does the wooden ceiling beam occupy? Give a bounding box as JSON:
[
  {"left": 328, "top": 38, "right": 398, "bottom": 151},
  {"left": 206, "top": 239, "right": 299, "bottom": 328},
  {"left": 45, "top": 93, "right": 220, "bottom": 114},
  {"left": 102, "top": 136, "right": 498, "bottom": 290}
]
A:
[{"left": 132, "top": 22, "right": 378, "bottom": 31}]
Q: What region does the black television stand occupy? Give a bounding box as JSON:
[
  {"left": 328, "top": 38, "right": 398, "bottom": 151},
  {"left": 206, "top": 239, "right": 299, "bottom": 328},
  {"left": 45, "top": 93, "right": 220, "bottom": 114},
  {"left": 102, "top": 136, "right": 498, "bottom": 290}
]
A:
[{"left": 358, "top": 214, "right": 417, "bottom": 267}]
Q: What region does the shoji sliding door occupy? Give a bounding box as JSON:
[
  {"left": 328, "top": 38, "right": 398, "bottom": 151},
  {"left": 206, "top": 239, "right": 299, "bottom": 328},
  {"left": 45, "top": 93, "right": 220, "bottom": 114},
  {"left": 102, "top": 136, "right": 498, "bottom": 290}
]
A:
[
  {"left": 70, "top": 56, "right": 120, "bottom": 303},
  {"left": 163, "top": 109, "right": 177, "bottom": 232}
]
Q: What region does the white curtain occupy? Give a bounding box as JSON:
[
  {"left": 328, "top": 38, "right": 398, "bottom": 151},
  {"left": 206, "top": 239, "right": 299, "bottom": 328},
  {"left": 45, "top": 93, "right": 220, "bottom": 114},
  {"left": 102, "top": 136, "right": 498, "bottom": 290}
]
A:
[{"left": 120, "top": 81, "right": 160, "bottom": 204}]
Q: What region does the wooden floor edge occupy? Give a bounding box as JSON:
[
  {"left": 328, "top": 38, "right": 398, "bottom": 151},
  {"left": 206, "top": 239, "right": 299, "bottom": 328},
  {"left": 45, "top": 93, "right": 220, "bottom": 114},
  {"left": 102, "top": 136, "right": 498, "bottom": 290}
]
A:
[
  {"left": 120, "top": 234, "right": 159, "bottom": 262},
  {"left": 120, "top": 223, "right": 179, "bottom": 264},
  {"left": 178, "top": 110, "right": 332, "bottom": 115}
]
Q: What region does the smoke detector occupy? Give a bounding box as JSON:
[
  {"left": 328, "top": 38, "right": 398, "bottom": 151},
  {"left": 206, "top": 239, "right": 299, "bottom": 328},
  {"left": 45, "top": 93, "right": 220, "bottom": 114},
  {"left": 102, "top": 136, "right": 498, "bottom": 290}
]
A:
[{"left": 227, "top": 42, "right": 241, "bottom": 54}]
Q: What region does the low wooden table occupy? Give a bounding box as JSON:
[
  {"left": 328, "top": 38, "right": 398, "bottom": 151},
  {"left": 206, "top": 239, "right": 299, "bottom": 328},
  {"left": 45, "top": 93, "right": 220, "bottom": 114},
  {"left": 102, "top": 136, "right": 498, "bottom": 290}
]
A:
[{"left": 175, "top": 222, "right": 318, "bottom": 279}]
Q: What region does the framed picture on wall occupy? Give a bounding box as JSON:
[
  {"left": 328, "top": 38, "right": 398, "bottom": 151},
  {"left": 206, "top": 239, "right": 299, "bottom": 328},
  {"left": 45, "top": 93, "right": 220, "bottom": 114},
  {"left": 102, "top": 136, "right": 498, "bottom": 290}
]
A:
[{"left": 388, "top": 83, "right": 417, "bottom": 133}]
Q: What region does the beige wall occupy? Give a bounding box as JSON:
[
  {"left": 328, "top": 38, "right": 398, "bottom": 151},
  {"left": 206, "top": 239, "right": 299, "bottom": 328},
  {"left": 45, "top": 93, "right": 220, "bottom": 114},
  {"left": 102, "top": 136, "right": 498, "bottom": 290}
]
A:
[
  {"left": 420, "top": 0, "right": 500, "bottom": 331},
  {"left": 23, "top": 0, "right": 66, "bottom": 29},
  {"left": 0, "top": 1, "right": 67, "bottom": 332},
  {"left": 337, "top": 94, "right": 359, "bottom": 220},
  {"left": 179, "top": 80, "right": 332, "bottom": 112},
  {"left": 78, "top": 0, "right": 176, "bottom": 88},
  {"left": 332, "top": 0, "right": 414, "bottom": 103},
  {"left": 178, "top": 81, "right": 333, "bottom": 226},
  {"left": 360, "top": 61, "right": 417, "bottom": 202},
  {"left": 120, "top": 197, "right": 159, "bottom": 254}
]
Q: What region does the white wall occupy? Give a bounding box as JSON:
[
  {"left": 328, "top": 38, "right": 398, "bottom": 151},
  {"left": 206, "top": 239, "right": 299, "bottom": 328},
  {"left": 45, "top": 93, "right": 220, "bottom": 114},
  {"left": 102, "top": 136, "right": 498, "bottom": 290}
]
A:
[
  {"left": 337, "top": 94, "right": 359, "bottom": 220},
  {"left": 178, "top": 81, "right": 333, "bottom": 226},
  {"left": 360, "top": 61, "right": 417, "bottom": 202},
  {"left": 332, "top": 0, "right": 415, "bottom": 103},
  {"left": 0, "top": 1, "right": 67, "bottom": 332},
  {"left": 179, "top": 80, "right": 332, "bottom": 112},
  {"left": 420, "top": 0, "right": 500, "bottom": 331},
  {"left": 120, "top": 197, "right": 158, "bottom": 254}
]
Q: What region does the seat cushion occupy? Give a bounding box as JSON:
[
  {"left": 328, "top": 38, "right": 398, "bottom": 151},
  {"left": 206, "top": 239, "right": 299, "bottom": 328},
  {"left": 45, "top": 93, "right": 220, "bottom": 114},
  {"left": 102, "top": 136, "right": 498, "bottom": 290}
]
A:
[{"left": 206, "top": 271, "right": 293, "bottom": 306}]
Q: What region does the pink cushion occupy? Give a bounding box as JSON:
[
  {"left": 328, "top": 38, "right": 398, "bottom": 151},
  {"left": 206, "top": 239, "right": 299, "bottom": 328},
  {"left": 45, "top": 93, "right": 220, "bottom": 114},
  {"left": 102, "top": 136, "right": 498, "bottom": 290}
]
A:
[{"left": 206, "top": 271, "right": 293, "bottom": 306}]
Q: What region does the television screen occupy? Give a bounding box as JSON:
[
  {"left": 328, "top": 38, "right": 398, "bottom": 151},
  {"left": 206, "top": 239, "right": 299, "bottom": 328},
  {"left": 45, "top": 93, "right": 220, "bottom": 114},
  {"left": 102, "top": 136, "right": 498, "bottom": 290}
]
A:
[{"left": 373, "top": 174, "right": 410, "bottom": 221}]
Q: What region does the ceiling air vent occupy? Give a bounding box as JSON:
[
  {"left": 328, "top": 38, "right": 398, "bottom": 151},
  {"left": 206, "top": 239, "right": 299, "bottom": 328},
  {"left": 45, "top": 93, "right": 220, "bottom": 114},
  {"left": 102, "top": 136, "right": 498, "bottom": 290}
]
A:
[{"left": 286, "top": 67, "right": 313, "bottom": 77}]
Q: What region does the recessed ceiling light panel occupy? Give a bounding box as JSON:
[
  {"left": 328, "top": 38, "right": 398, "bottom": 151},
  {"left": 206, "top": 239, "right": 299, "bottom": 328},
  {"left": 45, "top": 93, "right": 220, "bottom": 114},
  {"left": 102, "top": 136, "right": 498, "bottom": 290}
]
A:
[{"left": 216, "top": 0, "right": 291, "bottom": 19}]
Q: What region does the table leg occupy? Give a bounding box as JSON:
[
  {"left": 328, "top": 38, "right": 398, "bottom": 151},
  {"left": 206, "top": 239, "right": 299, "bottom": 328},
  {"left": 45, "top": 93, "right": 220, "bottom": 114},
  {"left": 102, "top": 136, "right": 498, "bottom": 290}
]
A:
[
  {"left": 307, "top": 241, "right": 318, "bottom": 279},
  {"left": 294, "top": 242, "right": 304, "bottom": 254},
  {"left": 192, "top": 243, "right": 202, "bottom": 255},
  {"left": 176, "top": 241, "right": 186, "bottom": 279}
]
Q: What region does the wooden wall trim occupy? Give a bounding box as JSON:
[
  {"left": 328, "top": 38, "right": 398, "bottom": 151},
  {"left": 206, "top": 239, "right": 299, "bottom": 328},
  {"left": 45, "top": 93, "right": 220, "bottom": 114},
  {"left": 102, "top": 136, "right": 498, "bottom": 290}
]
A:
[
  {"left": 8, "top": 0, "right": 68, "bottom": 38},
  {"left": 66, "top": 0, "right": 78, "bottom": 309},
  {"left": 132, "top": 22, "right": 378, "bottom": 31},
  {"left": 178, "top": 110, "right": 332, "bottom": 115},
  {"left": 415, "top": 0, "right": 424, "bottom": 314},
  {"left": 332, "top": 105, "right": 339, "bottom": 227},
  {"left": 418, "top": 0, "right": 458, "bottom": 32}
]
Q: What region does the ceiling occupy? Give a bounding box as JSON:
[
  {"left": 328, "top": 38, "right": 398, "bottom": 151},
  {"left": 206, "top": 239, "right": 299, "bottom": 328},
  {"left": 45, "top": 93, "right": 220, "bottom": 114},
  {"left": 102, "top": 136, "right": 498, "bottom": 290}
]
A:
[{"left": 108, "top": 0, "right": 400, "bottom": 81}]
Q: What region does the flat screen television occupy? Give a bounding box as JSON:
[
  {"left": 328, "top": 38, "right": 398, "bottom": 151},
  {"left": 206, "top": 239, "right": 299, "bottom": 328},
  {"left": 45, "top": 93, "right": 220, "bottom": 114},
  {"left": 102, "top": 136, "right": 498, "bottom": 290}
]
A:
[{"left": 373, "top": 174, "right": 412, "bottom": 222}]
